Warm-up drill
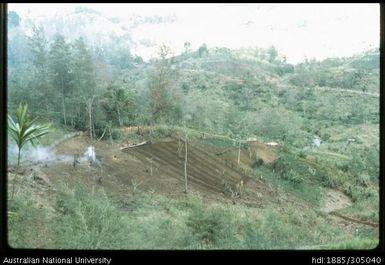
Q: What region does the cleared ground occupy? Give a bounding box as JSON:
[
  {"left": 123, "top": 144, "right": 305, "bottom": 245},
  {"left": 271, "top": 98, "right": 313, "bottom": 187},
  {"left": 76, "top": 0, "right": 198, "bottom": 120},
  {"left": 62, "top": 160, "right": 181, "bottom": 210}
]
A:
[{"left": 37, "top": 135, "right": 304, "bottom": 209}]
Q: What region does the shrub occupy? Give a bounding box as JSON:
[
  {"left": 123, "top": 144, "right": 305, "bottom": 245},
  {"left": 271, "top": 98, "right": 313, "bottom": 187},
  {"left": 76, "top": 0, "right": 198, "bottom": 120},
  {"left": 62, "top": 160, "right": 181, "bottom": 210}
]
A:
[
  {"left": 52, "top": 183, "right": 130, "bottom": 249},
  {"left": 111, "top": 130, "right": 122, "bottom": 140},
  {"left": 298, "top": 150, "right": 307, "bottom": 158},
  {"left": 8, "top": 192, "right": 53, "bottom": 248},
  {"left": 186, "top": 206, "right": 235, "bottom": 248}
]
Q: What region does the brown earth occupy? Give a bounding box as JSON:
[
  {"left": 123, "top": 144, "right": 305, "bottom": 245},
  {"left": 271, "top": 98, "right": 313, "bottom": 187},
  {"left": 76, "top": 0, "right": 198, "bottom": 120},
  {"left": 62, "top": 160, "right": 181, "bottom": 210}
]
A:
[
  {"left": 191, "top": 140, "right": 279, "bottom": 172},
  {"left": 320, "top": 188, "right": 352, "bottom": 214},
  {"left": 36, "top": 135, "right": 303, "bottom": 209}
]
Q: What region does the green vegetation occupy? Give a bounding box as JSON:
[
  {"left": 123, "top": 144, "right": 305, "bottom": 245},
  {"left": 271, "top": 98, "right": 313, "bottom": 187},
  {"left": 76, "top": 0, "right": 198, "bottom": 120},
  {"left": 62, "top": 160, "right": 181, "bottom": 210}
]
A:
[
  {"left": 7, "top": 7, "right": 379, "bottom": 250},
  {"left": 8, "top": 178, "right": 374, "bottom": 249},
  {"left": 322, "top": 239, "right": 379, "bottom": 250},
  {"left": 7, "top": 190, "right": 54, "bottom": 248},
  {"left": 8, "top": 103, "right": 51, "bottom": 166},
  {"left": 257, "top": 163, "right": 322, "bottom": 206},
  {"left": 202, "top": 137, "right": 235, "bottom": 149}
]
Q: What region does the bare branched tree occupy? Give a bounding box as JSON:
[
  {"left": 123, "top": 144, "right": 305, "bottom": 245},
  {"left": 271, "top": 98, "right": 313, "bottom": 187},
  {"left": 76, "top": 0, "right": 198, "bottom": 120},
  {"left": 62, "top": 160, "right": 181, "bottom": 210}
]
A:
[
  {"left": 131, "top": 178, "right": 143, "bottom": 194},
  {"left": 184, "top": 132, "right": 188, "bottom": 194}
]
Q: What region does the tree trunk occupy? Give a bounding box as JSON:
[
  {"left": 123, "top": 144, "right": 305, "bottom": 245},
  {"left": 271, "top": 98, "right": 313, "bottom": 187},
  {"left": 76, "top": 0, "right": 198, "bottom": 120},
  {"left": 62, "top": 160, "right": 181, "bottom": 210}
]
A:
[
  {"left": 60, "top": 75, "right": 67, "bottom": 126},
  {"left": 150, "top": 121, "right": 154, "bottom": 141},
  {"left": 237, "top": 141, "right": 241, "bottom": 165},
  {"left": 17, "top": 147, "right": 21, "bottom": 166},
  {"left": 92, "top": 123, "right": 96, "bottom": 141},
  {"left": 98, "top": 126, "right": 108, "bottom": 141},
  {"left": 62, "top": 96, "right": 67, "bottom": 126},
  {"left": 13, "top": 153, "right": 21, "bottom": 200},
  {"left": 184, "top": 134, "right": 188, "bottom": 194},
  {"left": 117, "top": 106, "right": 122, "bottom": 127},
  {"left": 109, "top": 127, "right": 113, "bottom": 145},
  {"left": 88, "top": 99, "right": 93, "bottom": 141},
  {"left": 150, "top": 156, "right": 153, "bottom": 177}
]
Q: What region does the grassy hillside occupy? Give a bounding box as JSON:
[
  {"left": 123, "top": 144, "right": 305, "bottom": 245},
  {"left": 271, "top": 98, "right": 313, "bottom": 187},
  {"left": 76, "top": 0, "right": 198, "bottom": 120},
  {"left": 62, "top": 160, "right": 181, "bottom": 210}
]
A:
[{"left": 8, "top": 176, "right": 378, "bottom": 249}]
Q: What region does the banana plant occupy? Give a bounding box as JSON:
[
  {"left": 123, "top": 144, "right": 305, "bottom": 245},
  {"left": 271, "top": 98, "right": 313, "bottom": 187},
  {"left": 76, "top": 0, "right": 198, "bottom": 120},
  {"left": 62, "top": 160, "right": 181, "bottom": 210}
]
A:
[{"left": 8, "top": 103, "right": 51, "bottom": 166}]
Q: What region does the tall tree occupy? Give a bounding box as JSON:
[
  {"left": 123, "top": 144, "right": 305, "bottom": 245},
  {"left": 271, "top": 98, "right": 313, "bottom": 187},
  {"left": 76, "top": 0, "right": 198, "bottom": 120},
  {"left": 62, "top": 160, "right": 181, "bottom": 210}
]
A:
[
  {"left": 8, "top": 15, "right": 31, "bottom": 113},
  {"left": 267, "top": 46, "right": 278, "bottom": 63},
  {"left": 183, "top": 41, "right": 191, "bottom": 54},
  {"left": 101, "top": 85, "right": 135, "bottom": 127},
  {"left": 49, "top": 34, "right": 73, "bottom": 126},
  {"left": 8, "top": 11, "right": 20, "bottom": 28},
  {"left": 28, "top": 25, "right": 53, "bottom": 115},
  {"left": 70, "top": 37, "right": 97, "bottom": 129},
  {"left": 29, "top": 25, "right": 49, "bottom": 70},
  {"left": 198, "top": 43, "right": 208, "bottom": 57},
  {"left": 148, "top": 45, "right": 180, "bottom": 125}
]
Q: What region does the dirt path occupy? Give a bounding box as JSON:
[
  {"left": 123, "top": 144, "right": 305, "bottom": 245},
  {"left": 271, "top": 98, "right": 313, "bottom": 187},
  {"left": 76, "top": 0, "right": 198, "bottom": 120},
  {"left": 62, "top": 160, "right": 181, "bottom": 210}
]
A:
[
  {"left": 320, "top": 188, "right": 378, "bottom": 228},
  {"left": 328, "top": 212, "right": 378, "bottom": 228}
]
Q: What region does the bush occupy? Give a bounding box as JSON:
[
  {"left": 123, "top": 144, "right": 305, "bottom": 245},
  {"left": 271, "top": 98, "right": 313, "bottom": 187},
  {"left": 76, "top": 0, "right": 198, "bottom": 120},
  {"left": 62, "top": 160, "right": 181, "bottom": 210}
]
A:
[
  {"left": 186, "top": 205, "right": 236, "bottom": 248},
  {"left": 53, "top": 181, "right": 197, "bottom": 249},
  {"left": 339, "top": 195, "right": 379, "bottom": 223},
  {"left": 153, "top": 125, "right": 174, "bottom": 138},
  {"left": 281, "top": 169, "right": 304, "bottom": 185},
  {"left": 320, "top": 174, "right": 338, "bottom": 188},
  {"left": 259, "top": 159, "right": 322, "bottom": 205},
  {"left": 298, "top": 150, "right": 307, "bottom": 158},
  {"left": 335, "top": 161, "right": 349, "bottom": 172},
  {"left": 53, "top": 183, "right": 130, "bottom": 249},
  {"left": 253, "top": 158, "right": 264, "bottom": 168},
  {"left": 111, "top": 130, "right": 122, "bottom": 140},
  {"left": 8, "top": 192, "right": 53, "bottom": 248}
]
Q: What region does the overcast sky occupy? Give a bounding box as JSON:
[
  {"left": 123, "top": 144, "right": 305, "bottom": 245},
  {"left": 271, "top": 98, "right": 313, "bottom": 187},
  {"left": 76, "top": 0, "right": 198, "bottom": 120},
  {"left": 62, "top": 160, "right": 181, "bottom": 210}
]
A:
[{"left": 9, "top": 3, "right": 380, "bottom": 63}]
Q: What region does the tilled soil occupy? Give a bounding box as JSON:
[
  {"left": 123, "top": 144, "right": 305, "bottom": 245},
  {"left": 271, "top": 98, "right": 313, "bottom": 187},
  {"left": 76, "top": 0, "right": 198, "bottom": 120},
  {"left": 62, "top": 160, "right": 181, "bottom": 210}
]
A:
[{"left": 39, "top": 135, "right": 303, "bottom": 208}]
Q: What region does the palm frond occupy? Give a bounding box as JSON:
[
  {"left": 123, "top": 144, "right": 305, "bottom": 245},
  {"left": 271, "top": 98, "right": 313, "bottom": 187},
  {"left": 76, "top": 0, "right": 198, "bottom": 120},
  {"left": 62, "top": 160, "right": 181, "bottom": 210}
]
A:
[{"left": 8, "top": 103, "right": 51, "bottom": 165}]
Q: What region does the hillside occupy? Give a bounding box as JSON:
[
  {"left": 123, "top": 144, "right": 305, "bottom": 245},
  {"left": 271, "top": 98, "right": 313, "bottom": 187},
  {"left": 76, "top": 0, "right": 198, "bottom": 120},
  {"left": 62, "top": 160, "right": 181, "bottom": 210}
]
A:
[
  {"left": 6, "top": 6, "right": 379, "bottom": 250},
  {"left": 8, "top": 125, "right": 379, "bottom": 249}
]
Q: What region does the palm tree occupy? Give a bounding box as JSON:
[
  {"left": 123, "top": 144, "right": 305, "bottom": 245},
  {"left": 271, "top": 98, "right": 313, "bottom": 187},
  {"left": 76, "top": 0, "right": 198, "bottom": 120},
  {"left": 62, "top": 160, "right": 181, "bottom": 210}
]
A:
[{"left": 8, "top": 103, "right": 51, "bottom": 166}]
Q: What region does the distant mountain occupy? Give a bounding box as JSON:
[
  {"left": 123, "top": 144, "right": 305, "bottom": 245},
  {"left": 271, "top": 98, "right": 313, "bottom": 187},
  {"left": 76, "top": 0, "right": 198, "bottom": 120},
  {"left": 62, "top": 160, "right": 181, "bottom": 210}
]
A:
[{"left": 11, "top": 6, "right": 178, "bottom": 59}]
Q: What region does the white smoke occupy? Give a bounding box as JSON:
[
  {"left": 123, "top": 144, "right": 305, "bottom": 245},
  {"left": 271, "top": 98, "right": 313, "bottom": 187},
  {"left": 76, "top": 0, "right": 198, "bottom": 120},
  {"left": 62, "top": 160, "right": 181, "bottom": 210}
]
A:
[
  {"left": 29, "top": 146, "right": 74, "bottom": 163},
  {"left": 8, "top": 143, "right": 74, "bottom": 165},
  {"left": 8, "top": 142, "right": 97, "bottom": 166}
]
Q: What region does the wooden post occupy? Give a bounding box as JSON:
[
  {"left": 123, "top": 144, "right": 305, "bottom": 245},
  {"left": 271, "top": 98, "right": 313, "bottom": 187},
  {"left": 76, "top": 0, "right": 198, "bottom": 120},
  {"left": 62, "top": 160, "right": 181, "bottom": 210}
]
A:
[
  {"left": 88, "top": 99, "right": 93, "bottom": 141},
  {"left": 237, "top": 141, "right": 241, "bottom": 165},
  {"left": 150, "top": 156, "right": 153, "bottom": 177},
  {"left": 184, "top": 134, "right": 188, "bottom": 194}
]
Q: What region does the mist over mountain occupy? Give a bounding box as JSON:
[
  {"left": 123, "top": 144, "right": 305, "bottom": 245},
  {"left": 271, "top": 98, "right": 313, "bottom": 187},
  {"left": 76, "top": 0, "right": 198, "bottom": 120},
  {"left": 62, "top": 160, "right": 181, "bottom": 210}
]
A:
[{"left": 9, "top": 4, "right": 379, "bottom": 63}]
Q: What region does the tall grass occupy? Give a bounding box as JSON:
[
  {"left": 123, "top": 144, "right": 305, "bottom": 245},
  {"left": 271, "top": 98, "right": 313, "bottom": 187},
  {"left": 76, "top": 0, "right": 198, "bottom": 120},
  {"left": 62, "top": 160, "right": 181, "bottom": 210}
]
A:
[
  {"left": 8, "top": 191, "right": 54, "bottom": 248},
  {"left": 257, "top": 165, "right": 322, "bottom": 206},
  {"left": 8, "top": 178, "right": 377, "bottom": 249}
]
